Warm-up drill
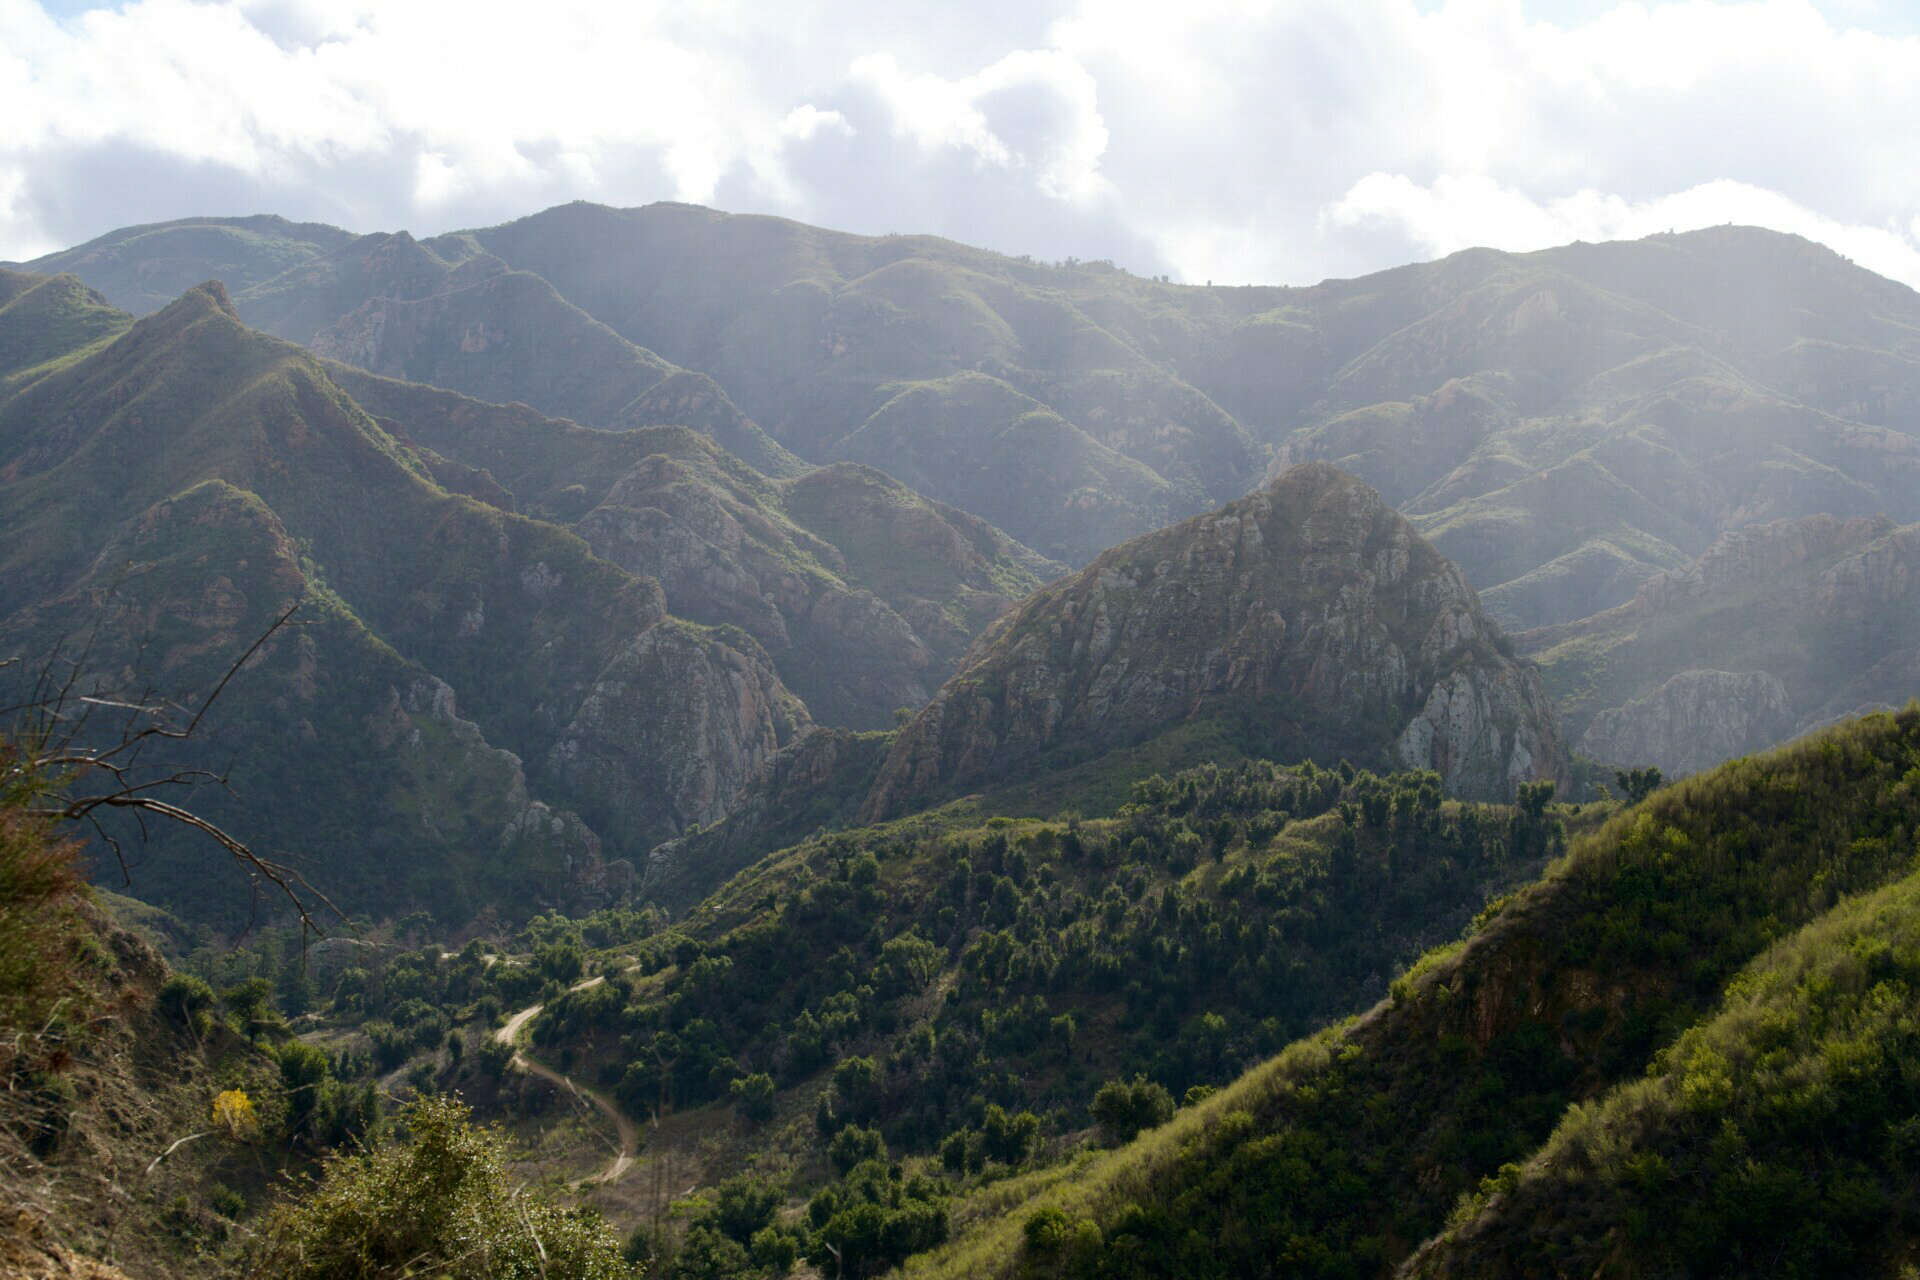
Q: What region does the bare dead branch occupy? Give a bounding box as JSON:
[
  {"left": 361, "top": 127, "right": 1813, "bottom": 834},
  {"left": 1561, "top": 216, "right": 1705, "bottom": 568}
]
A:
[{"left": 3, "top": 601, "right": 347, "bottom": 941}]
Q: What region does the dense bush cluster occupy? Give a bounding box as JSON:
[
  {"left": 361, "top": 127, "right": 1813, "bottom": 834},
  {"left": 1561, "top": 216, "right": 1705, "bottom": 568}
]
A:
[{"left": 532, "top": 760, "right": 1561, "bottom": 1179}]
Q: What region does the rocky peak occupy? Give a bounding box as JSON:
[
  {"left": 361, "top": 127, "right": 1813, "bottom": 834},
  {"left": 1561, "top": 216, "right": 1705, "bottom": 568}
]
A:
[{"left": 861, "top": 461, "right": 1564, "bottom": 818}]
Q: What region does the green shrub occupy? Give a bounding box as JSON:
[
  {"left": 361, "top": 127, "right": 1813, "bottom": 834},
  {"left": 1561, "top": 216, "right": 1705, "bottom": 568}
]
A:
[
  {"left": 253, "top": 1093, "right": 633, "bottom": 1279},
  {"left": 730, "top": 1070, "right": 776, "bottom": 1125},
  {"left": 1089, "top": 1075, "right": 1174, "bottom": 1145}
]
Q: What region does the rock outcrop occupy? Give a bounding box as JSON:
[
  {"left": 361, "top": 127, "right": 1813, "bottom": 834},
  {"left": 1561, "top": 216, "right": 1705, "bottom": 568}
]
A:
[
  {"left": 1577, "top": 669, "right": 1794, "bottom": 775},
  {"left": 862, "top": 462, "right": 1564, "bottom": 818},
  {"left": 643, "top": 727, "right": 892, "bottom": 913},
  {"left": 546, "top": 621, "right": 807, "bottom": 846},
  {"left": 1631, "top": 513, "right": 1895, "bottom": 612}
]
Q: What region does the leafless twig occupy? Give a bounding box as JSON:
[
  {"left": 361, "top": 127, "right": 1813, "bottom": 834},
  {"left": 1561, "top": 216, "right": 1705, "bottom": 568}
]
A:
[{"left": 3, "top": 603, "right": 345, "bottom": 940}]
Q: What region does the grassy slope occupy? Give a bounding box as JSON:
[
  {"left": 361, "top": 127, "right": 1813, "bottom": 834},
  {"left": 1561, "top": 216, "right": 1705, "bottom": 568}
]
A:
[
  {"left": 828, "top": 372, "right": 1183, "bottom": 564},
  {"left": 0, "top": 270, "right": 134, "bottom": 379},
  {"left": 1410, "top": 858, "right": 1920, "bottom": 1279},
  {"left": 905, "top": 705, "right": 1920, "bottom": 1278},
  {"left": 454, "top": 202, "right": 1263, "bottom": 521},
  {"left": 12, "top": 214, "right": 355, "bottom": 315}
]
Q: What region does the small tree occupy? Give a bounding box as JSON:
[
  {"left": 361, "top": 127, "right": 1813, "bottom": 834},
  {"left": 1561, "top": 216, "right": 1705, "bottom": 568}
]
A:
[
  {"left": 1090, "top": 1075, "right": 1175, "bottom": 1146},
  {"left": 730, "top": 1071, "right": 776, "bottom": 1125},
  {"left": 1616, "top": 766, "right": 1665, "bottom": 805},
  {"left": 212, "top": 1089, "right": 260, "bottom": 1142},
  {"left": 157, "top": 973, "right": 216, "bottom": 1035},
  {"left": 222, "top": 977, "right": 281, "bottom": 1044},
  {"left": 828, "top": 1123, "right": 886, "bottom": 1175}
]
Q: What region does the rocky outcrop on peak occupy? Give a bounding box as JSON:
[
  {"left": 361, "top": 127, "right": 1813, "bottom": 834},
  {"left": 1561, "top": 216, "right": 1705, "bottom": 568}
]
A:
[
  {"left": 862, "top": 462, "right": 1564, "bottom": 818},
  {"left": 1578, "top": 669, "right": 1794, "bottom": 775}
]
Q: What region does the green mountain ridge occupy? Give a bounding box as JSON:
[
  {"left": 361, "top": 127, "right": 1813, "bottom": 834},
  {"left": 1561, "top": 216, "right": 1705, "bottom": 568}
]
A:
[
  {"left": 0, "top": 273, "right": 804, "bottom": 926},
  {"left": 36, "top": 208, "right": 1920, "bottom": 778}
]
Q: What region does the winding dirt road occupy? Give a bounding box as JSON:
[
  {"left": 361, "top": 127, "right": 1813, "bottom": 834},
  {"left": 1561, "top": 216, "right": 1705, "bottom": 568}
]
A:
[{"left": 494, "top": 975, "right": 638, "bottom": 1186}]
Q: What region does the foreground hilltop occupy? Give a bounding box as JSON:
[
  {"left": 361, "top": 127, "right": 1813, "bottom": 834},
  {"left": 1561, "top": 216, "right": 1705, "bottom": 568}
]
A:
[
  {"left": 866, "top": 461, "right": 1564, "bottom": 818},
  {"left": 908, "top": 703, "right": 1920, "bottom": 1279}
]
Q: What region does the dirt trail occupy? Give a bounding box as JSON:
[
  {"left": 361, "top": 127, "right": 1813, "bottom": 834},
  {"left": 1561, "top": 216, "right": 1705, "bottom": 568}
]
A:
[{"left": 494, "top": 975, "right": 638, "bottom": 1186}]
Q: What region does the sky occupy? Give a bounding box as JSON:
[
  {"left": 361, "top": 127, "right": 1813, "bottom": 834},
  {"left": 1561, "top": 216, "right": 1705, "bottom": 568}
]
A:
[{"left": 6, "top": 0, "right": 1920, "bottom": 288}]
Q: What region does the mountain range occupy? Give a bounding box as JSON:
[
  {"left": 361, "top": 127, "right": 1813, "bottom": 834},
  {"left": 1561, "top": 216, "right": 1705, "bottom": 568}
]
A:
[
  {"left": 4, "top": 200, "right": 1920, "bottom": 1280},
  {"left": 19, "top": 208, "right": 1918, "bottom": 787}
]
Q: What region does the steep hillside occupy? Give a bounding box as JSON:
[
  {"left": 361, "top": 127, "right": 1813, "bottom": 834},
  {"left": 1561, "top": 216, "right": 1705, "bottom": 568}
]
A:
[
  {"left": 446, "top": 202, "right": 1262, "bottom": 512},
  {"left": 333, "top": 368, "right": 1060, "bottom": 728},
  {"left": 0, "top": 792, "right": 287, "bottom": 1280},
  {"left": 263, "top": 231, "right": 802, "bottom": 477},
  {"left": 0, "top": 269, "right": 132, "bottom": 378},
  {"left": 1524, "top": 513, "right": 1920, "bottom": 773},
  {"left": 25, "top": 206, "right": 1266, "bottom": 567},
  {"left": 19, "top": 222, "right": 799, "bottom": 478},
  {"left": 0, "top": 279, "right": 806, "bottom": 925},
  {"left": 828, "top": 372, "right": 1180, "bottom": 563},
  {"left": 906, "top": 704, "right": 1920, "bottom": 1280},
  {"left": 1409, "top": 861, "right": 1920, "bottom": 1279},
  {"left": 866, "top": 462, "right": 1564, "bottom": 819},
  {"left": 1272, "top": 230, "right": 1920, "bottom": 635}
]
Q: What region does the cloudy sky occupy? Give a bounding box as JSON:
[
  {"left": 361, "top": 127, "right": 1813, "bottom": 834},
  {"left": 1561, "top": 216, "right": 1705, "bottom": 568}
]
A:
[{"left": 5, "top": 0, "right": 1920, "bottom": 288}]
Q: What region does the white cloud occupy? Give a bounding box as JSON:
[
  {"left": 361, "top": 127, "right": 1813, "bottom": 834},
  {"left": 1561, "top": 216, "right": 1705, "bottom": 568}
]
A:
[{"left": 3, "top": 0, "right": 1920, "bottom": 293}]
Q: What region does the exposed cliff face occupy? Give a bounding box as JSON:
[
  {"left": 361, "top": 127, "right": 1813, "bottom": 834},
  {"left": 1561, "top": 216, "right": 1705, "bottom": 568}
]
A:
[
  {"left": 642, "top": 727, "right": 892, "bottom": 913},
  {"left": 546, "top": 621, "right": 807, "bottom": 847},
  {"left": 862, "top": 462, "right": 1563, "bottom": 818},
  {"left": 574, "top": 453, "right": 936, "bottom": 724},
  {"left": 1578, "top": 669, "right": 1794, "bottom": 775},
  {"left": 1631, "top": 512, "right": 1894, "bottom": 611}
]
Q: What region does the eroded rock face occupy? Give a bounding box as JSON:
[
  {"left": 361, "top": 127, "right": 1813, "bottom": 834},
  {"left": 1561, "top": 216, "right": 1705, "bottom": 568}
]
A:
[
  {"left": 574, "top": 454, "right": 935, "bottom": 725},
  {"left": 643, "top": 727, "right": 891, "bottom": 912},
  {"left": 1578, "top": 669, "right": 1794, "bottom": 776},
  {"left": 863, "top": 462, "right": 1564, "bottom": 817},
  {"left": 396, "top": 675, "right": 610, "bottom": 906},
  {"left": 545, "top": 620, "right": 808, "bottom": 847}
]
